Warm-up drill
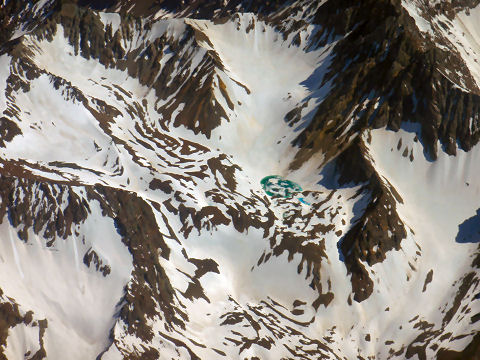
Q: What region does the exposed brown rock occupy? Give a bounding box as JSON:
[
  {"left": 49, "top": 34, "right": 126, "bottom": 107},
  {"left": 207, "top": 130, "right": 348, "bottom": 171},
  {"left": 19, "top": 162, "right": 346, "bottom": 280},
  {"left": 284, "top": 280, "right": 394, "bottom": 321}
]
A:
[
  {"left": 290, "top": 0, "right": 480, "bottom": 170},
  {"left": 0, "top": 290, "right": 46, "bottom": 360},
  {"left": 422, "top": 269, "right": 434, "bottom": 292},
  {"left": 333, "top": 137, "right": 407, "bottom": 302}
]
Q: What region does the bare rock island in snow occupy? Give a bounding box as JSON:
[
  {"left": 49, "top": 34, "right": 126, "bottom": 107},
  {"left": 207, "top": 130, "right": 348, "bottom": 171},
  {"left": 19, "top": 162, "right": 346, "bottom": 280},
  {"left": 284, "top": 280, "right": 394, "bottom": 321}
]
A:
[{"left": 0, "top": 0, "right": 479, "bottom": 359}]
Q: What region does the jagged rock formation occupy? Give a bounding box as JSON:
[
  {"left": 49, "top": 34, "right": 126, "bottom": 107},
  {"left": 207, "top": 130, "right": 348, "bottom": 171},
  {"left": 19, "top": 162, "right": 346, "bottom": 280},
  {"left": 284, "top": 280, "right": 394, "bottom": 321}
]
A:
[{"left": 0, "top": 0, "right": 479, "bottom": 359}]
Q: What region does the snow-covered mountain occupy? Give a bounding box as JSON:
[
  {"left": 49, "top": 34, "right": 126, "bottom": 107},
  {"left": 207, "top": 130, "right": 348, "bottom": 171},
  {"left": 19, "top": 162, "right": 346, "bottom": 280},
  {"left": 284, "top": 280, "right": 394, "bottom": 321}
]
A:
[{"left": 0, "top": 0, "right": 479, "bottom": 359}]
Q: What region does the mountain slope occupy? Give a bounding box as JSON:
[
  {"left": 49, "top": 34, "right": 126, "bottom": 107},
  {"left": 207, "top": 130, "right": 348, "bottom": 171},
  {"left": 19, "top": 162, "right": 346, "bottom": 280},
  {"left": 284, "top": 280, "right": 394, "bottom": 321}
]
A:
[{"left": 0, "top": 0, "right": 479, "bottom": 359}]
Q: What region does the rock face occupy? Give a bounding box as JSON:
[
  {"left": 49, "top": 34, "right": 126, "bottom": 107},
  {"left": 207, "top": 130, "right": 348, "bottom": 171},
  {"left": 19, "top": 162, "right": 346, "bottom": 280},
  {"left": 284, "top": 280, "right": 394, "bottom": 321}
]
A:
[{"left": 0, "top": 0, "right": 479, "bottom": 359}]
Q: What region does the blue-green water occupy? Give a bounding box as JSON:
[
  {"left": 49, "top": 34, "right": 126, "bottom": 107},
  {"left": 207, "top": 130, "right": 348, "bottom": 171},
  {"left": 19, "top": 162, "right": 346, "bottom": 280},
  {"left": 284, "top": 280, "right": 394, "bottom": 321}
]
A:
[{"left": 260, "top": 175, "right": 302, "bottom": 198}]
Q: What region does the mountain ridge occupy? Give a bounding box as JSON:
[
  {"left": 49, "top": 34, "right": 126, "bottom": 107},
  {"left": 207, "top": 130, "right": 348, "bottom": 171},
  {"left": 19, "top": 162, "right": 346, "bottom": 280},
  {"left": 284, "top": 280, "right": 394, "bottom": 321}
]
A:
[{"left": 0, "top": 0, "right": 479, "bottom": 359}]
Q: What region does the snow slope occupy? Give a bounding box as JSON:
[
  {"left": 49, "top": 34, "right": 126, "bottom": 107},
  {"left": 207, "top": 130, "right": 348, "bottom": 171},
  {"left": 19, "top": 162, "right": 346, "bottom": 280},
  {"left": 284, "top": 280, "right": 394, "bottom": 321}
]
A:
[{"left": 0, "top": 2, "right": 478, "bottom": 359}]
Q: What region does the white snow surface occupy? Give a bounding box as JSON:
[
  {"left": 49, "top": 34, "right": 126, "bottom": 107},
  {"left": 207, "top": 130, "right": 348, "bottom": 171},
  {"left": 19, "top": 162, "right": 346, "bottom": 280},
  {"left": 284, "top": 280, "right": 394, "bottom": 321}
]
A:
[
  {"left": 0, "top": 8, "right": 478, "bottom": 360},
  {"left": 365, "top": 127, "right": 480, "bottom": 356},
  {"left": 402, "top": 0, "right": 435, "bottom": 35},
  {"left": 0, "top": 195, "right": 133, "bottom": 359},
  {"left": 185, "top": 14, "right": 334, "bottom": 181}
]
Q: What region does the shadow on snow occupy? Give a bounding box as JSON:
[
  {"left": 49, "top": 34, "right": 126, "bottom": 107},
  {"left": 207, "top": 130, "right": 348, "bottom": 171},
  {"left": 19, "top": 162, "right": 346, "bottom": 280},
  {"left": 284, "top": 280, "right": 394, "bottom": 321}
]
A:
[{"left": 456, "top": 208, "right": 480, "bottom": 244}]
